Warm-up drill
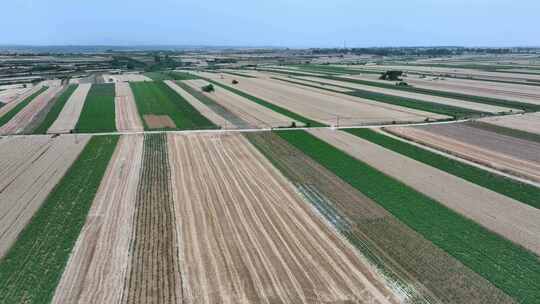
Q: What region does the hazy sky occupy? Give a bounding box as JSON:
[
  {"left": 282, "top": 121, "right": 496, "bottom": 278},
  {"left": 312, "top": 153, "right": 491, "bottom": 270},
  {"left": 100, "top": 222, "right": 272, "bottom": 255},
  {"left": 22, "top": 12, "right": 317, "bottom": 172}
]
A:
[{"left": 2, "top": 0, "right": 539, "bottom": 47}]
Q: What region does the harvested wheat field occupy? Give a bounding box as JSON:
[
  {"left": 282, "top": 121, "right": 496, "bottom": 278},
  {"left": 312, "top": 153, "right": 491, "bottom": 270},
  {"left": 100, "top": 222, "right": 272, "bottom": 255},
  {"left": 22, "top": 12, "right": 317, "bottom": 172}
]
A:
[
  {"left": 196, "top": 71, "right": 448, "bottom": 126},
  {"left": 167, "top": 132, "right": 398, "bottom": 304},
  {"left": 387, "top": 124, "right": 540, "bottom": 183},
  {"left": 293, "top": 75, "right": 518, "bottom": 113},
  {"left": 115, "top": 82, "right": 144, "bottom": 131},
  {"left": 184, "top": 79, "right": 303, "bottom": 128},
  {"left": 0, "top": 134, "right": 90, "bottom": 258},
  {"left": 48, "top": 83, "right": 91, "bottom": 133},
  {"left": 52, "top": 135, "right": 143, "bottom": 304},
  {"left": 123, "top": 134, "right": 182, "bottom": 304},
  {"left": 309, "top": 128, "right": 540, "bottom": 255},
  {"left": 479, "top": 112, "right": 540, "bottom": 135},
  {"left": 0, "top": 85, "right": 63, "bottom": 135},
  {"left": 164, "top": 80, "right": 230, "bottom": 127}
]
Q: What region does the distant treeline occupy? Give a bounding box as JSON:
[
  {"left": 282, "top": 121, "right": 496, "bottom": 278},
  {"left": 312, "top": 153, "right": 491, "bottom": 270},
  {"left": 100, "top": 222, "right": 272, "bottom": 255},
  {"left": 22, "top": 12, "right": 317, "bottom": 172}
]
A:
[{"left": 310, "top": 47, "right": 539, "bottom": 56}]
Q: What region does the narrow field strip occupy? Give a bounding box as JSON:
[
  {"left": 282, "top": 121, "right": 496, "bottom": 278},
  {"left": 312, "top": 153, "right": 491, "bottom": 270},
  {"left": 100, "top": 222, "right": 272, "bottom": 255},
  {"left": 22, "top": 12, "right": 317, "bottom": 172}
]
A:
[
  {"left": 76, "top": 83, "right": 117, "bottom": 133},
  {"left": 204, "top": 78, "right": 326, "bottom": 127},
  {"left": 327, "top": 75, "right": 540, "bottom": 112},
  {"left": 246, "top": 132, "right": 514, "bottom": 303},
  {"left": 47, "top": 83, "right": 91, "bottom": 134},
  {"left": 167, "top": 132, "right": 398, "bottom": 303},
  {"left": 275, "top": 129, "right": 540, "bottom": 304},
  {"left": 467, "top": 120, "right": 540, "bottom": 143},
  {"left": 130, "top": 81, "right": 218, "bottom": 131},
  {"left": 173, "top": 80, "right": 249, "bottom": 128},
  {"left": 273, "top": 76, "right": 482, "bottom": 119},
  {"left": 32, "top": 84, "right": 77, "bottom": 134},
  {"left": 145, "top": 71, "right": 199, "bottom": 81},
  {"left": 0, "top": 85, "right": 44, "bottom": 118},
  {"left": 0, "top": 135, "right": 118, "bottom": 304},
  {"left": 115, "top": 82, "right": 144, "bottom": 131},
  {"left": 0, "top": 86, "right": 47, "bottom": 128},
  {"left": 349, "top": 128, "right": 540, "bottom": 209},
  {"left": 123, "top": 134, "right": 182, "bottom": 304},
  {"left": 53, "top": 135, "right": 143, "bottom": 303}
]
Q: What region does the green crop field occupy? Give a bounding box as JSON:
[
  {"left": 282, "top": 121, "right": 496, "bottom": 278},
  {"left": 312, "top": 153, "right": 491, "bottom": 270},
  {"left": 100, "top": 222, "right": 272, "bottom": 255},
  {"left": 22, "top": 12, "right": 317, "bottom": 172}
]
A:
[
  {"left": 276, "top": 129, "right": 540, "bottom": 304},
  {"left": 75, "top": 84, "right": 116, "bottom": 133},
  {"left": 205, "top": 78, "right": 326, "bottom": 127},
  {"left": 346, "top": 128, "right": 540, "bottom": 209},
  {"left": 130, "top": 81, "right": 217, "bottom": 130},
  {"left": 33, "top": 84, "right": 77, "bottom": 134},
  {"left": 0, "top": 135, "right": 118, "bottom": 304},
  {"left": 145, "top": 71, "right": 199, "bottom": 81},
  {"left": 0, "top": 86, "right": 47, "bottom": 127}
]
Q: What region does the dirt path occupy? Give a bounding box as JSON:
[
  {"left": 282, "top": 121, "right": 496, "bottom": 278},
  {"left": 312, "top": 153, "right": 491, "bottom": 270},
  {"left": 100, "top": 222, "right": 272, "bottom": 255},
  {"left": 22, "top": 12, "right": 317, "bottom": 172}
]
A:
[
  {"left": 184, "top": 79, "right": 302, "bottom": 128},
  {"left": 164, "top": 80, "right": 230, "bottom": 127},
  {"left": 310, "top": 128, "right": 540, "bottom": 255},
  {"left": 52, "top": 135, "right": 143, "bottom": 304},
  {"left": 123, "top": 134, "right": 182, "bottom": 304},
  {"left": 115, "top": 82, "right": 144, "bottom": 131},
  {"left": 48, "top": 83, "right": 91, "bottom": 133},
  {"left": 0, "top": 134, "right": 90, "bottom": 258},
  {"left": 0, "top": 85, "right": 63, "bottom": 135},
  {"left": 196, "top": 71, "right": 448, "bottom": 126},
  {"left": 167, "top": 132, "right": 398, "bottom": 304}
]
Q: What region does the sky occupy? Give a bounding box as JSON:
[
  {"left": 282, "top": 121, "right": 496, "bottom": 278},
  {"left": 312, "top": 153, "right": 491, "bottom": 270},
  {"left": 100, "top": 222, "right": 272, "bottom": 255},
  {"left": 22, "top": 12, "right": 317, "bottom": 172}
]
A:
[{"left": 1, "top": 0, "right": 539, "bottom": 47}]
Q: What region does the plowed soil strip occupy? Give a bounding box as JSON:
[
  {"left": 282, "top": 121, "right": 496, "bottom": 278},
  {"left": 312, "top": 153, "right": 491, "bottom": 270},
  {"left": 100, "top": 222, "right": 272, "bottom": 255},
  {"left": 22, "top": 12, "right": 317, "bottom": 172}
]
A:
[
  {"left": 478, "top": 112, "right": 540, "bottom": 137},
  {"left": 276, "top": 130, "right": 540, "bottom": 304},
  {"left": 115, "top": 82, "right": 144, "bottom": 131},
  {"left": 52, "top": 135, "right": 143, "bottom": 304},
  {"left": 0, "top": 135, "right": 90, "bottom": 258},
  {"left": 247, "top": 132, "right": 515, "bottom": 304},
  {"left": 47, "top": 83, "right": 91, "bottom": 133},
  {"left": 168, "top": 133, "right": 398, "bottom": 304},
  {"left": 0, "top": 85, "right": 44, "bottom": 119},
  {"left": 123, "top": 134, "right": 182, "bottom": 304},
  {"left": 0, "top": 135, "right": 118, "bottom": 304}
]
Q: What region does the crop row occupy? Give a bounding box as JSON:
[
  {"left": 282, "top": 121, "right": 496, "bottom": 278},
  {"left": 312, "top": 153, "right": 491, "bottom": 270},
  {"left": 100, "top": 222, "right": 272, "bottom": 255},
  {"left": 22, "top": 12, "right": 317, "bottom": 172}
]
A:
[
  {"left": 275, "top": 129, "right": 540, "bottom": 304},
  {"left": 0, "top": 135, "right": 119, "bottom": 304}
]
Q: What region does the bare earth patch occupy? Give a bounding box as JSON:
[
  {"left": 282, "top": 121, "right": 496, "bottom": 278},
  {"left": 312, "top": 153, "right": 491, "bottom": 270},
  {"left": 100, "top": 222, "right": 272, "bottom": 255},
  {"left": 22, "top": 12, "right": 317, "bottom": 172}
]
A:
[{"left": 143, "top": 114, "right": 176, "bottom": 129}]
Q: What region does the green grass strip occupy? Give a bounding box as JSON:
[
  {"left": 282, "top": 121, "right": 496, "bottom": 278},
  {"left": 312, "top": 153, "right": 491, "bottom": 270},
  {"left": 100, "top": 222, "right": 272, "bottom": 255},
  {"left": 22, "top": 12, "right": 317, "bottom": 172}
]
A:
[
  {"left": 144, "top": 71, "right": 199, "bottom": 81},
  {"left": 0, "top": 86, "right": 47, "bottom": 127},
  {"left": 347, "top": 128, "right": 540, "bottom": 209},
  {"left": 75, "top": 84, "right": 116, "bottom": 133},
  {"left": 33, "top": 84, "right": 78, "bottom": 134},
  {"left": 272, "top": 76, "right": 481, "bottom": 119},
  {"left": 205, "top": 79, "right": 326, "bottom": 127},
  {"left": 325, "top": 75, "right": 540, "bottom": 112},
  {"left": 223, "top": 71, "right": 256, "bottom": 78},
  {"left": 276, "top": 130, "right": 540, "bottom": 304},
  {"left": 465, "top": 120, "right": 540, "bottom": 143},
  {"left": 0, "top": 135, "right": 119, "bottom": 304},
  {"left": 130, "top": 81, "right": 217, "bottom": 130}
]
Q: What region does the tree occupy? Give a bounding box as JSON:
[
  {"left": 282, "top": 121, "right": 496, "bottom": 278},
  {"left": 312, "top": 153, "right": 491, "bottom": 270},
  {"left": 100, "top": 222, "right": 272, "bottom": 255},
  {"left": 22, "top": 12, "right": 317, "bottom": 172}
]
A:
[
  {"left": 232, "top": 79, "right": 239, "bottom": 85},
  {"left": 201, "top": 84, "right": 215, "bottom": 92},
  {"left": 379, "top": 70, "right": 403, "bottom": 81}
]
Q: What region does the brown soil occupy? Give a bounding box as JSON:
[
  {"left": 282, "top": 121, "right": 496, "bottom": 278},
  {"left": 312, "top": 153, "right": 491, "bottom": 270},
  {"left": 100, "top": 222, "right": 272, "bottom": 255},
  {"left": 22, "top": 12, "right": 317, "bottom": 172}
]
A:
[{"left": 143, "top": 114, "right": 176, "bottom": 129}]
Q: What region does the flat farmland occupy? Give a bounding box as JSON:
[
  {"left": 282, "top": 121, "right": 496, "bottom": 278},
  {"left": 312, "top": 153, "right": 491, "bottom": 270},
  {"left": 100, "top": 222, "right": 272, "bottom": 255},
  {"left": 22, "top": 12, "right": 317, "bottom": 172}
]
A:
[
  {"left": 0, "top": 85, "right": 44, "bottom": 119},
  {"left": 164, "top": 80, "right": 231, "bottom": 127},
  {"left": 32, "top": 84, "right": 77, "bottom": 134},
  {"left": 310, "top": 128, "right": 540, "bottom": 255},
  {"left": 0, "top": 135, "right": 90, "bottom": 257},
  {"left": 76, "top": 83, "right": 117, "bottom": 133},
  {"left": 167, "top": 132, "right": 398, "bottom": 303},
  {"left": 102, "top": 73, "right": 152, "bottom": 83},
  {"left": 184, "top": 79, "right": 304, "bottom": 128},
  {"left": 115, "top": 82, "right": 144, "bottom": 131},
  {"left": 53, "top": 135, "right": 143, "bottom": 303},
  {"left": 197, "top": 71, "right": 448, "bottom": 126},
  {"left": 130, "top": 81, "right": 218, "bottom": 130},
  {"left": 389, "top": 123, "right": 540, "bottom": 182},
  {"left": 0, "top": 85, "right": 63, "bottom": 135},
  {"left": 47, "top": 83, "right": 91, "bottom": 133},
  {"left": 0, "top": 135, "right": 118, "bottom": 304},
  {"left": 0, "top": 86, "right": 48, "bottom": 132},
  {"left": 479, "top": 112, "right": 540, "bottom": 135}
]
